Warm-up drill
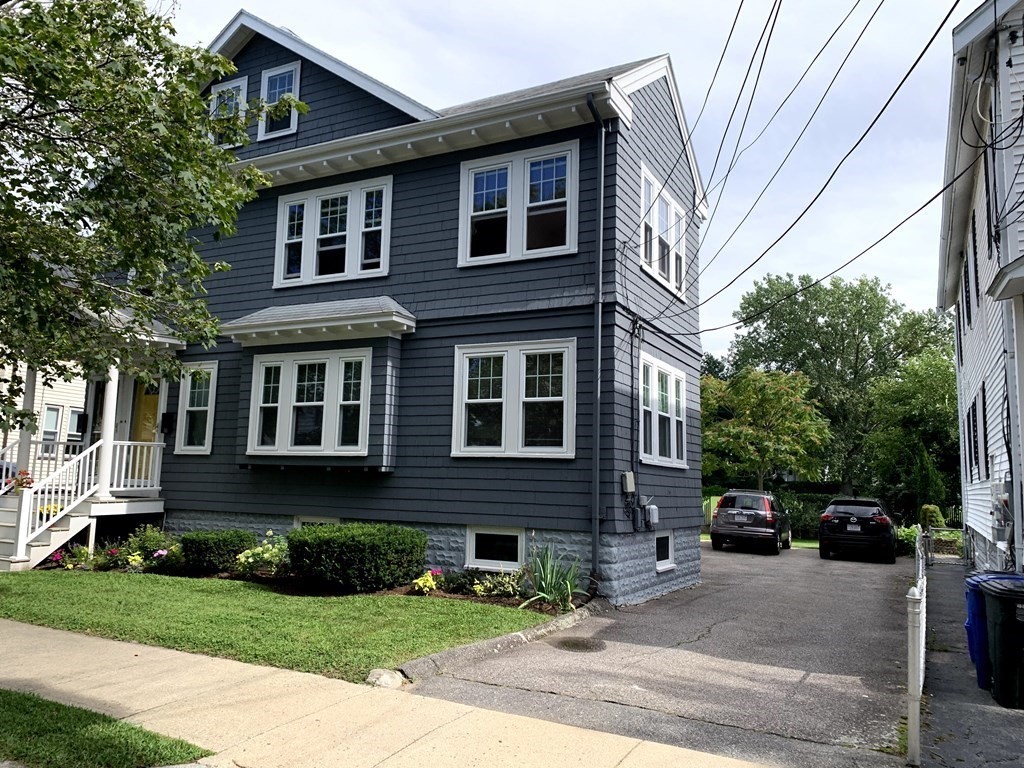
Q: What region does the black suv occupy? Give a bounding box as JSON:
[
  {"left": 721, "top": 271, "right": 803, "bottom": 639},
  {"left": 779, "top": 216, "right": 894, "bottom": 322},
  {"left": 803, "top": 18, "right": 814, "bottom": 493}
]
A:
[
  {"left": 710, "top": 489, "right": 792, "bottom": 555},
  {"left": 818, "top": 497, "right": 896, "bottom": 563}
]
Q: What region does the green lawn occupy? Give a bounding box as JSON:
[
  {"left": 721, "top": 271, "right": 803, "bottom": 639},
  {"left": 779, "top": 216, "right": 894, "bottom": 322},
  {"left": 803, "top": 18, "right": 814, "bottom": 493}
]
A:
[
  {"left": 0, "top": 688, "right": 209, "bottom": 768},
  {"left": 700, "top": 533, "right": 819, "bottom": 549},
  {"left": 0, "top": 571, "right": 547, "bottom": 682}
]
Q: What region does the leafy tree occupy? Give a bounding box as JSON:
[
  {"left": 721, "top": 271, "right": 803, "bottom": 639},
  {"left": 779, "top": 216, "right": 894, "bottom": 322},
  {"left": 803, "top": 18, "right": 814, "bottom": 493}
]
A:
[
  {"left": 701, "top": 368, "right": 831, "bottom": 491},
  {"left": 866, "top": 346, "right": 960, "bottom": 521},
  {"left": 729, "top": 274, "right": 949, "bottom": 491},
  {"left": 701, "top": 352, "right": 730, "bottom": 379},
  {"left": 0, "top": 0, "right": 295, "bottom": 430}
]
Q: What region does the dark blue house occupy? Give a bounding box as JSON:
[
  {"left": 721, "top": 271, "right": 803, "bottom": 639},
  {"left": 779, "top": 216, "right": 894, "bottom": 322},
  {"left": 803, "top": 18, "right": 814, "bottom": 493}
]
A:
[{"left": 161, "top": 10, "right": 707, "bottom": 605}]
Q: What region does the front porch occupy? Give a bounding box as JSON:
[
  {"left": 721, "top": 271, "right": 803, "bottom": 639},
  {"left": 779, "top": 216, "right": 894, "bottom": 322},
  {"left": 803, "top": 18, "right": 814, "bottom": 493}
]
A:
[{"left": 0, "top": 365, "right": 169, "bottom": 571}]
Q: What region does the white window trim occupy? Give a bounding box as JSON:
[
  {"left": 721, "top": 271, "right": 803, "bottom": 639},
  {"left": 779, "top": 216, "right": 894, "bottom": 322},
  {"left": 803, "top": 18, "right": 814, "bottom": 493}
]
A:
[
  {"left": 175, "top": 362, "right": 218, "bottom": 455},
  {"left": 258, "top": 61, "right": 300, "bottom": 140},
  {"left": 67, "top": 407, "right": 85, "bottom": 442},
  {"left": 640, "top": 163, "right": 687, "bottom": 299},
  {"left": 210, "top": 76, "right": 248, "bottom": 123},
  {"left": 655, "top": 532, "right": 676, "bottom": 573},
  {"left": 293, "top": 516, "right": 342, "bottom": 528},
  {"left": 466, "top": 526, "right": 525, "bottom": 571},
  {"left": 247, "top": 349, "right": 372, "bottom": 457},
  {"left": 40, "top": 404, "right": 62, "bottom": 455},
  {"left": 457, "top": 140, "right": 580, "bottom": 267},
  {"left": 452, "top": 338, "right": 576, "bottom": 459},
  {"left": 639, "top": 352, "right": 688, "bottom": 469},
  {"left": 274, "top": 177, "right": 393, "bottom": 287}
]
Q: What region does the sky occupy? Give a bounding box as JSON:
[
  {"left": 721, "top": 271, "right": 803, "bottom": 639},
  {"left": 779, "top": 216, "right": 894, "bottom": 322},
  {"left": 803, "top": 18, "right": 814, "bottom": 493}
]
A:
[{"left": 168, "top": 0, "right": 977, "bottom": 358}]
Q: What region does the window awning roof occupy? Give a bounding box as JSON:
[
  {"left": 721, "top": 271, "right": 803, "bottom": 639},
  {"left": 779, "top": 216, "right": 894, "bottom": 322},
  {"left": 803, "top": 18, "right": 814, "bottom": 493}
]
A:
[
  {"left": 988, "top": 255, "right": 1024, "bottom": 302},
  {"left": 220, "top": 297, "right": 416, "bottom": 347}
]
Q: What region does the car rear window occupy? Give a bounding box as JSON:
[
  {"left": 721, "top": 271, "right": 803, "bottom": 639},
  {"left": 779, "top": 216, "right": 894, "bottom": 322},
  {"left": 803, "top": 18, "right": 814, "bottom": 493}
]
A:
[
  {"left": 721, "top": 494, "right": 764, "bottom": 510},
  {"left": 829, "top": 504, "right": 881, "bottom": 515}
]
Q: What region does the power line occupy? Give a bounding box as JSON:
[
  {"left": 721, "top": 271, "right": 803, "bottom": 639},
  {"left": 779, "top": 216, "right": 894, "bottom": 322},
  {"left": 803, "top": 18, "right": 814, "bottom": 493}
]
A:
[
  {"left": 667, "top": 0, "right": 965, "bottom": 319},
  {"left": 647, "top": 0, "right": 879, "bottom": 326},
  {"left": 688, "top": 0, "right": 746, "bottom": 138},
  {"left": 648, "top": 148, "right": 983, "bottom": 340}
]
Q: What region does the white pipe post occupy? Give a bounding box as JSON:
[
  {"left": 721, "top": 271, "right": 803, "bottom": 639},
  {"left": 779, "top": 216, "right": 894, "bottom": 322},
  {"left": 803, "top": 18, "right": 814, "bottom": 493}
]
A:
[
  {"left": 94, "top": 367, "right": 119, "bottom": 501},
  {"left": 907, "top": 585, "right": 923, "bottom": 766}
]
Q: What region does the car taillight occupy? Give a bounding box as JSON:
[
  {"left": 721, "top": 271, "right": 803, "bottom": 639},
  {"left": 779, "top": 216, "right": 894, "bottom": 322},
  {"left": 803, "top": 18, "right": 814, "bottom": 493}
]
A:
[
  {"left": 821, "top": 513, "right": 832, "bottom": 522},
  {"left": 712, "top": 496, "right": 724, "bottom": 521},
  {"left": 873, "top": 515, "right": 891, "bottom": 525},
  {"left": 764, "top": 497, "right": 774, "bottom": 522}
]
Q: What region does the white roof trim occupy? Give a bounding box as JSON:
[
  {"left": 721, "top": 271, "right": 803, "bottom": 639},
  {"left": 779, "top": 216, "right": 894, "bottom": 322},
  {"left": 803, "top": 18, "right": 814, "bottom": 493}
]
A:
[
  {"left": 208, "top": 9, "right": 438, "bottom": 122},
  {"left": 220, "top": 300, "right": 416, "bottom": 347},
  {"left": 612, "top": 55, "right": 708, "bottom": 219}
]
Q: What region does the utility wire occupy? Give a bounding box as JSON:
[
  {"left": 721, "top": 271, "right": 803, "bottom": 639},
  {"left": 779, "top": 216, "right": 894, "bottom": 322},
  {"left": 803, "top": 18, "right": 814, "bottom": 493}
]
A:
[
  {"left": 688, "top": 0, "right": 746, "bottom": 137},
  {"left": 647, "top": 0, "right": 879, "bottom": 325},
  {"left": 666, "top": 0, "right": 965, "bottom": 319},
  {"left": 648, "top": 148, "right": 983, "bottom": 339}
]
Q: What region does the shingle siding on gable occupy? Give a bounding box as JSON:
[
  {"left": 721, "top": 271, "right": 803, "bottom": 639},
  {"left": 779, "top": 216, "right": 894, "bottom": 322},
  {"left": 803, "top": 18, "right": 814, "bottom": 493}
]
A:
[{"left": 224, "top": 34, "right": 417, "bottom": 160}]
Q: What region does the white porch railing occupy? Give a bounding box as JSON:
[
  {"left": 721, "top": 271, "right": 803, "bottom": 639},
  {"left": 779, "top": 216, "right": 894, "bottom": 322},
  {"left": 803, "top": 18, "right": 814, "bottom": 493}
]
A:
[
  {"left": 15, "top": 442, "right": 101, "bottom": 559},
  {"left": 906, "top": 528, "right": 928, "bottom": 766},
  {"left": 0, "top": 440, "right": 19, "bottom": 495},
  {"left": 110, "top": 441, "right": 163, "bottom": 492}
]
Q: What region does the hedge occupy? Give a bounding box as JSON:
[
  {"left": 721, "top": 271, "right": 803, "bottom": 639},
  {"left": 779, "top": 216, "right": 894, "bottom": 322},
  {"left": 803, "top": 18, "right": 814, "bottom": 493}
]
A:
[
  {"left": 180, "top": 530, "right": 258, "bottom": 575},
  {"left": 287, "top": 523, "right": 426, "bottom": 592}
]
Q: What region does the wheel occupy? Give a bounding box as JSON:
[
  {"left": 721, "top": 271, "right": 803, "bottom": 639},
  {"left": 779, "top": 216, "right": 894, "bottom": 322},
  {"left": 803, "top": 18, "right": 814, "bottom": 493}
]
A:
[
  {"left": 710, "top": 535, "right": 723, "bottom": 551},
  {"left": 782, "top": 530, "right": 792, "bottom": 550},
  {"left": 768, "top": 533, "right": 782, "bottom": 555},
  {"left": 819, "top": 543, "right": 829, "bottom": 559}
]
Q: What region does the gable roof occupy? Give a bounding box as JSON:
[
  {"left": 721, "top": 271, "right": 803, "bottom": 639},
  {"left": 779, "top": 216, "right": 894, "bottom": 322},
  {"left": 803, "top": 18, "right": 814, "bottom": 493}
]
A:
[{"left": 208, "top": 9, "right": 438, "bottom": 122}]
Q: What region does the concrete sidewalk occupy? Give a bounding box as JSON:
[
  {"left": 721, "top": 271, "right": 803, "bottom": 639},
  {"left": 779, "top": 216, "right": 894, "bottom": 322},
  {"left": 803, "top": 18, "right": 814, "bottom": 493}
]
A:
[
  {"left": 922, "top": 564, "right": 1024, "bottom": 766},
  {"left": 0, "top": 619, "right": 766, "bottom": 768}
]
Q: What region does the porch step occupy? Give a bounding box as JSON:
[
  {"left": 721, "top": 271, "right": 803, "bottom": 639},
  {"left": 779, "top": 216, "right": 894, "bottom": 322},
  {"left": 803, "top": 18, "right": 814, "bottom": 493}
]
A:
[{"left": 0, "top": 514, "right": 91, "bottom": 571}]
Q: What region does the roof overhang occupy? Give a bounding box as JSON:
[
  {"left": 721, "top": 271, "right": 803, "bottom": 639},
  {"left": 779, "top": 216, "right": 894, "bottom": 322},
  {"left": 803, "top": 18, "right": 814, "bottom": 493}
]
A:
[
  {"left": 988, "top": 254, "right": 1024, "bottom": 300},
  {"left": 220, "top": 298, "right": 416, "bottom": 347},
  {"left": 937, "top": 11, "right": 996, "bottom": 311},
  {"left": 207, "top": 10, "right": 438, "bottom": 121},
  {"left": 235, "top": 82, "right": 622, "bottom": 187}
]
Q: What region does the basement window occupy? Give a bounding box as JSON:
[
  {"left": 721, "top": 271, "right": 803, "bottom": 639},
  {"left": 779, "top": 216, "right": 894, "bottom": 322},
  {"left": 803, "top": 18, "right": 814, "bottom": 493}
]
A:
[
  {"left": 656, "top": 533, "right": 675, "bottom": 573},
  {"left": 466, "top": 527, "right": 524, "bottom": 571}
]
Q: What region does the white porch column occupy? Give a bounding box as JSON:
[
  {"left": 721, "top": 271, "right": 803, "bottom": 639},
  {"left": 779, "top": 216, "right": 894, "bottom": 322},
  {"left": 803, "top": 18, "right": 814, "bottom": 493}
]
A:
[
  {"left": 94, "top": 366, "right": 119, "bottom": 501},
  {"left": 15, "top": 365, "right": 37, "bottom": 471}
]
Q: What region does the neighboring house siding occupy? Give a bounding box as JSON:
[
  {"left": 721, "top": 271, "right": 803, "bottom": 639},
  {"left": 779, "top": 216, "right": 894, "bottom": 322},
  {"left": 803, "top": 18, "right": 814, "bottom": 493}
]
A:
[
  {"left": 225, "top": 35, "right": 418, "bottom": 161},
  {"left": 1, "top": 365, "right": 86, "bottom": 449},
  {"left": 955, "top": 156, "right": 1007, "bottom": 546}
]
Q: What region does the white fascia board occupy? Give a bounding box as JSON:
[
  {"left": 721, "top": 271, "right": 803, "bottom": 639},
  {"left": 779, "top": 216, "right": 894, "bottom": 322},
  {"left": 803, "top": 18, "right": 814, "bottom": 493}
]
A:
[
  {"left": 237, "top": 81, "right": 617, "bottom": 176},
  {"left": 952, "top": 0, "right": 1024, "bottom": 54},
  {"left": 613, "top": 55, "right": 708, "bottom": 219},
  {"left": 207, "top": 10, "right": 438, "bottom": 121}
]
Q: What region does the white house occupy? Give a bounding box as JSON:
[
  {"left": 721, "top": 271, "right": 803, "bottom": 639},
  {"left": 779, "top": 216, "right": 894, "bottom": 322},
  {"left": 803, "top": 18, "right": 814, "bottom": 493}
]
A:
[{"left": 938, "top": 0, "right": 1024, "bottom": 573}]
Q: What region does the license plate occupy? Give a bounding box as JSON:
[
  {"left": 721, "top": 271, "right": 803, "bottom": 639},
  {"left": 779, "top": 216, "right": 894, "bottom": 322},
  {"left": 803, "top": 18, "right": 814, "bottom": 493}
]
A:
[
  {"left": 847, "top": 523, "right": 860, "bottom": 532},
  {"left": 735, "top": 514, "right": 750, "bottom": 522}
]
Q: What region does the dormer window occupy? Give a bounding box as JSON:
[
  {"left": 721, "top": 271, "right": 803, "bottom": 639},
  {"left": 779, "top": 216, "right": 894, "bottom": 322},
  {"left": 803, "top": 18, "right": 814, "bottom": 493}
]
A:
[{"left": 259, "top": 61, "right": 300, "bottom": 140}]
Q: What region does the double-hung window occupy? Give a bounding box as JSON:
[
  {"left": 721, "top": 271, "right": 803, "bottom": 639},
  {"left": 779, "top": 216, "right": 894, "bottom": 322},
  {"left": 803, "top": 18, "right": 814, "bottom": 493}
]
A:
[
  {"left": 275, "top": 177, "right": 392, "bottom": 286},
  {"left": 640, "top": 164, "right": 687, "bottom": 297},
  {"left": 247, "top": 350, "right": 371, "bottom": 456},
  {"left": 639, "top": 353, "right": 687, "bottom": 468},
  {"left": 458, "top": 141, "right": 579, "bottom": 266},
  {"left": 452, "top": 339, "right": 576, "bottom": 458},
  {"left": 176, "top": 362, "right": 218, "bottom": 455},
  {"left": 210, "top": 77, "right": 247, "bottom": 145},
  {"left": 39, "top": 405, "right": 61, "bottom": 455},
  {"left": 258, "top": 62, "right": 300, "bottom": 140}
]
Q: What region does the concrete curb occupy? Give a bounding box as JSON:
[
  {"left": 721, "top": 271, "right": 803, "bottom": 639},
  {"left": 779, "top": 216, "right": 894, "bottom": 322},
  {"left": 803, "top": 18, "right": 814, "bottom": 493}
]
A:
[{"left": 399, "top": 597, "right": 612, "bottom": 681}]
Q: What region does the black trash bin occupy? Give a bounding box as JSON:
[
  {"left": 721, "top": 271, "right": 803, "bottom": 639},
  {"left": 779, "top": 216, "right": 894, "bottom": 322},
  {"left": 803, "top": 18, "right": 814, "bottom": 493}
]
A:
[{"left": 979, "top": 577, "right": 1024, "bottom": 708}]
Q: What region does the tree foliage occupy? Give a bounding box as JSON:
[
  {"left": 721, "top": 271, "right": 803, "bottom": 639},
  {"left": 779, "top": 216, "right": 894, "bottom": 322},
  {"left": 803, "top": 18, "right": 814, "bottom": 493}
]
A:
[
  {"left": 866, "top": 346, "right": 960, "bottom": 520},
  {"left": 0, "top": 0, "right": 288, "bottom": 430},
  {"left": 701, "top": 352, "right": 730, "bottom": 380},
  {"left": 729, "top": 274, "right": 950, "bottom": 490},
  {"left": 701, "top": 368, "right": 831, "bottom": 491}
]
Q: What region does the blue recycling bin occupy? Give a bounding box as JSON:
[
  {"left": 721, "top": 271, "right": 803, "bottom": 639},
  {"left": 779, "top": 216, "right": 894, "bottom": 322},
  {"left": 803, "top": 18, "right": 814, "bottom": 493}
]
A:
[{"left": 964, "top": 572, "right": 1024, "bottom": 689}]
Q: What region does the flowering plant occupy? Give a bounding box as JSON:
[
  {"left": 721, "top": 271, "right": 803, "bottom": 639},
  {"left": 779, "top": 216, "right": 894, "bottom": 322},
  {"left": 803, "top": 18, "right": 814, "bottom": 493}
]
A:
[
  {"left": 12, "top": 470, "right": 33, "bottom": 489},
  {"left": 411, "top": 568, "right": 444, "bottom": 595},
  {"left": 235, "top": 530, "right": 289, "bottom": 578}
]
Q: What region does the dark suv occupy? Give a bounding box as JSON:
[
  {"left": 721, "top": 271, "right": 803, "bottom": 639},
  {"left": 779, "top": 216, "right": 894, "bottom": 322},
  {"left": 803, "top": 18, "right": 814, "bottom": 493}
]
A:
[
  {"left": 710, "top": 489, "right": 792, "bottom": 555},
  {"left": 818, "top": 497, "right": 896, "bottom": 563}
]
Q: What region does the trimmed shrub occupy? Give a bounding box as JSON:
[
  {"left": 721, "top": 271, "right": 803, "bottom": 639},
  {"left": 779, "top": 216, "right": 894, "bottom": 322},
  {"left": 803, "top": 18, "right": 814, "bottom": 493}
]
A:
[
  {"left": 919, "top": 504, "right": 946, "bottom": 529},
  {"left": 287, "top": 523, "right": 427, "bottom": 592},
  {"left": 180, "top": 530, "right": 258, "bottom": 575}
]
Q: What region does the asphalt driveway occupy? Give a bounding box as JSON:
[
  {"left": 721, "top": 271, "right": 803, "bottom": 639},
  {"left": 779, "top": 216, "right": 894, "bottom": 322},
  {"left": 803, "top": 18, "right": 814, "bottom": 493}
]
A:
[{"left": 409, "top": 541, "right": 912, "bottom": 768}]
